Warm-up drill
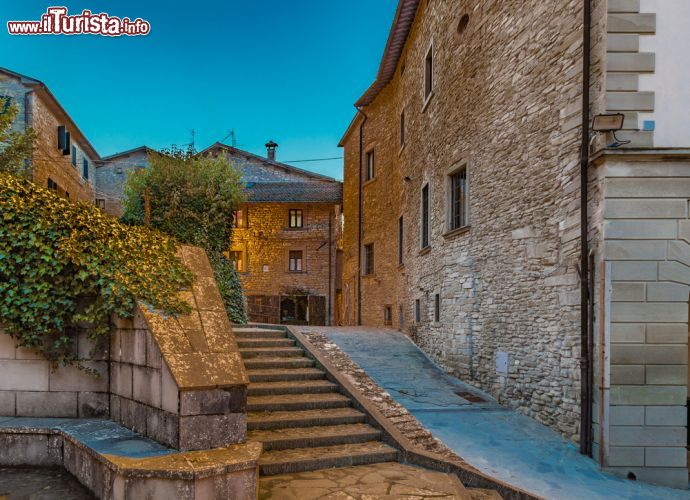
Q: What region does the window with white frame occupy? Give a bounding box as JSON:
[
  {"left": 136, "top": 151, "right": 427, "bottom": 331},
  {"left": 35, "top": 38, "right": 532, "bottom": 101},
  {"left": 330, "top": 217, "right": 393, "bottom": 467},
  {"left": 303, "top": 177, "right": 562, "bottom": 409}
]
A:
[
  {"left": 289, "top": 209, "right": 304, "bottom": 228},
  {"left": 289, "top": 250, "right": 304, "bottom": 272},
  {"left": 365, "top": 150, "right": 375, "bottom": 181}
]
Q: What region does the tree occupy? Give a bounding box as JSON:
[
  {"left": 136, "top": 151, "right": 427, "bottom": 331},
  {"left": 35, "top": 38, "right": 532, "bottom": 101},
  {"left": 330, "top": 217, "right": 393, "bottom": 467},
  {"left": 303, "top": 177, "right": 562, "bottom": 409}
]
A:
[
  {"left": 122, "top": 146, "right": 248, "bottom": 323},
  {"left": 0, "top": 97, "right": 36, "bottom": 176}
]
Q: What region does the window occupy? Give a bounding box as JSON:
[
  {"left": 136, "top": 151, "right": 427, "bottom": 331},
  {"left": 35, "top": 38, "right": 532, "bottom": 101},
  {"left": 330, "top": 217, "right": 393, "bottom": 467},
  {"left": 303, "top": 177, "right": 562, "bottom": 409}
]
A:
[
  {"left": 398, "top": 216, "right": 404, "bottom": 265},
  {"left": 289, "top": 250, "right": 304, "bottom": 272},
  {"left": 47, "top": 178, "right": 58, "bottom": 191},
  {"left": 82, "top": 158, "right": 89, "bottom": 180},
  {"left": 415, "top": 299, "right": 421, "bottom": 323},
  {"left": 57, "top": 126, "right": 70, "bottom": 155},
  {"left": 289, "top": 209, "right": 303, "bottom": 228},
  {"left": 449, "top": 167, "right": 468, "bottom": 230},
  {"left": 365, "top": 150, "right": 375, "bottom": 181},
  {"left": 424, "top": 44, "right": 434, "bottom": 100},
  {"left": 229, "top": 250, "right": 245, "bottom": 272},
  {"left": 95, "top": 199, "right": 105, "bottom": 209},
  {"left": 0, "top": 96, "right": 11, "bottom": 114},
  {"left": 421, "top": 184, "right": 430, "bottom": 248},
  {"left": 71, "top": 145, "right": 77, "bottom": 167},
  {"left": 434, "top": 294, "right": 440, "bottom": 322},
  {"left": 400, "top": 110, "right": 405, "bottom": 147},
  {"left": 231, "top": 209, "right": 245, "bottom": 228},
  {"left": 363, "top": 243, "right": 374, "bottom": 275},
  {"left": 384, "top": 306, "right": 392, "bottom": 326}
]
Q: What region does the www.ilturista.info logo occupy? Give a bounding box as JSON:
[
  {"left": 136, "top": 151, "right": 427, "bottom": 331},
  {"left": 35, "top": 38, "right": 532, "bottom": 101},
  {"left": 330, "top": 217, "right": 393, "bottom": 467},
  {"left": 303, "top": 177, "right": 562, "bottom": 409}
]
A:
[{"left": 7, "top": 7, "right": 150, "bottom": 36}]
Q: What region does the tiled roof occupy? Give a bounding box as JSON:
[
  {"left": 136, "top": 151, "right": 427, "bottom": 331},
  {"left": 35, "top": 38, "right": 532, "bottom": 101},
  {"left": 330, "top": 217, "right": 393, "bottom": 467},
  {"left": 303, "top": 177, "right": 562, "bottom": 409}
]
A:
[{"left": 245, "top": 182, "right": 342, "bottom": 203}]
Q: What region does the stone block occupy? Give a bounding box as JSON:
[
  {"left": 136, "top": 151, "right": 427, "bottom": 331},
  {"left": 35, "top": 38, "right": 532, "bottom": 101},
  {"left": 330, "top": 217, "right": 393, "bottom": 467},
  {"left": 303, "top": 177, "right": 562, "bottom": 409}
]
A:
[
  {"left": 161, "top": 362, "right": 179, "bottom": 414},
  {"left": 78, "top": 392, "right": 109, "bottom": 418},
  {"left": 120, "top": 329, "right": 146, "bottom": 366},
  {"left": 78, "top": 332, "right": 108, "bottom": 361},
  {"left": 611, "top": 323, "right": 645, "bottom": 343},
  {"left": 605, "top": 466, "right": 688, "bottom": 489},
  {"left": 194, "top": 469, "right": 257, "bottom": 500},
  {"left": 610, "top": 426, "right": 685, "bottom": 447},
  {"left": 132, "top": 365, "right": 162, "bottom": 408},
  {"left": 180, "top": 387, "right": 246, "bottom": 416},
  {"left": 611, "top": 282, "right": 645, "bottom": 302},
  {"left": 16, "top": 391, "right": 77, "bottom": 417},
  {"left": 611, "top": 344, "right": 687, "bottom": 364},
  {"left": 610, "top": 302, "right": 687, "bottom": 323},
  {"left": 646, "top": 324, "right": 687, "bottom": 344},
  {"left": 608, "top": 446, "right": 644, "bottom": 466},
  {"left": 615, "top": 131, "right": 654, "bottom": 148},
  {"left": 605, "top": 199, "right": 685, "bottom": 220},
  {"left": 49, "top": 361, "right": 108, "bottom": 392},
  {"left": 607, "top": 177, "right": 690, "bottom": 198},
  {"left": 610, "top": 405, "right": 644, "bottom": 426},
  {"left": 608, "top": 13, "right": 656, "bottom": 34},
  {"left": 605, "top": 220, "right": 675, "bottom": 240},
  {"left": 609, "top": 261, "right": 657, "bottom": 281},
  {"left": 608, "top": 0, "right": 639, "bottom": 13},
  {"left": 646, "top": 365, "right": 687, "bottom": 385},
  {"left": 610, "top": 364, "right": 644, "bottom": 385},
  {"left": 0, "top": 360, "right": 49, "bottom": 391},
  {"left": 611, "top": 386, "right": 686, "bottom": 405},
  {"left": 178, "top": 413, "right": 246, "bottom": 451},
  {"left": 110, "top": 394, "right": 122, "bottom": 422},
  {"left": 646, "top": 406, "right": 686, "bottom": 426},
  {"left": 645, "top": 447, "right": 687, "bottom": 468},
  {"left": 146, "top": 406, "right": 179, "bottom": 449},
  {"left": 0, "top": 434, "right": 63, "bottom": 466},
  {"left": 112, "top": 315, "right": 133, "bottom": 329},
  {"left": 658, "top": 261, "right": 690, "bottom": 285},
  {"left": 110, "top": 362, "right": 132, "bottom": 399},
  {"left": 668, "top": 240, "right": 690, "bottom": 267},
  {"left": 123, "top": 478, "right": 193, "bottom": 500},
  {"left": 110, "top": 329, "right": 121, "bottom": 362},
  {"left": 146, "top": 331, "right": 162, "bottom": 369},
  {"left": 0, "top": 391, "right": 15, "bottom": 416},
  {"left": 607, "top": 91, "right": 654, "bottom": 111},
  {"left": 0, "top": 333, "right": 14, "bottom": 359},
  {"left": 120, "top": 399, "right": 147, "bottom": 435},
  {"left": 607, "top": 34, "right": 639, "bottom": 53},
  {"left": 646, "top": 282, "right": 689, "bottom": 303},
  {"left": 14, "top": 346, "right": 42, "bottom": 360}
]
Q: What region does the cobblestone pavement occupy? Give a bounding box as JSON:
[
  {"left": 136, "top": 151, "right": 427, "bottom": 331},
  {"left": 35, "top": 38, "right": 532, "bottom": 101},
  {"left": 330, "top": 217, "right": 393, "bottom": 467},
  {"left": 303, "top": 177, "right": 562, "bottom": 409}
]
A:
[
  {"left": 0, "top": 468, "right": 94, "bottom": 500},
  {"left": 259, "top": 462, "right": 468, "bottom": 499}
]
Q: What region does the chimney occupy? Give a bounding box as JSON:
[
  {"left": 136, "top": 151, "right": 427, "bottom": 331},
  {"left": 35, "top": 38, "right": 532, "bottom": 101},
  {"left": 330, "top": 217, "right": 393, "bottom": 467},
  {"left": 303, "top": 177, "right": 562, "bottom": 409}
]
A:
[{"left": 265, "top": 140, "right": 278, "bottom": 161}]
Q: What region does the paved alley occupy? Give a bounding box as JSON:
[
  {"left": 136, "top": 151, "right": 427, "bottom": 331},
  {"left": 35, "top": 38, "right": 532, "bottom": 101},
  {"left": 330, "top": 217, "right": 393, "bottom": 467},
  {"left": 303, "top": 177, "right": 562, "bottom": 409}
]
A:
[{"left": 304, "top": 327, "right": 689, "bottom": 500}]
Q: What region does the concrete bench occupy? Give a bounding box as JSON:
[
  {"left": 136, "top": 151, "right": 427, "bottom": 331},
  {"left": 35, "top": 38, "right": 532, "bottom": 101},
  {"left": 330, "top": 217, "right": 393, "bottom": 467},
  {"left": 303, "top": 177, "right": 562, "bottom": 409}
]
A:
[{"left": 0, "top": 417, "right": 260, "bottom": 499}]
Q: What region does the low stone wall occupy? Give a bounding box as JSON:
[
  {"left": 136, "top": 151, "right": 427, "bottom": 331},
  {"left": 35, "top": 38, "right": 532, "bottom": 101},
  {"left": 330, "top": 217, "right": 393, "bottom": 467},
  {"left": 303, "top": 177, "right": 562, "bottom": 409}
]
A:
[{"left": 0, "top": 330, "right": 109, "bottom": 418}]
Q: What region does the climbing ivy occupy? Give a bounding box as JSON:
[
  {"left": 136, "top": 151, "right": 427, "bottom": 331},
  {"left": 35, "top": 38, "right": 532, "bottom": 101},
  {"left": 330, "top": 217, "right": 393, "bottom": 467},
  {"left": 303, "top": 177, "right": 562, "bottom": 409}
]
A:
[{"left": 0, "top": 173, "right": 193, "bottom": 367}]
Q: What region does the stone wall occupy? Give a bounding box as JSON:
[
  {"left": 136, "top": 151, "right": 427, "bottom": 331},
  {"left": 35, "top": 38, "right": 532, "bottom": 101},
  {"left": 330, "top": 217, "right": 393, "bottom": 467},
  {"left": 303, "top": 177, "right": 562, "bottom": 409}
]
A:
[
  {"left": 95, "top": 148, "right": 149, "bottom": 216},
  {"left": 341, "top": 0, "right": 600, "bottom": 440},
  {"left": 591, "top": 152, "right": 689, "bottom": 488},
  {"left": 0, "top": 330, "right": 109, "bottom": 419},
  {"left": 233, "top": 202, "right": 337, "bottom": 325}
]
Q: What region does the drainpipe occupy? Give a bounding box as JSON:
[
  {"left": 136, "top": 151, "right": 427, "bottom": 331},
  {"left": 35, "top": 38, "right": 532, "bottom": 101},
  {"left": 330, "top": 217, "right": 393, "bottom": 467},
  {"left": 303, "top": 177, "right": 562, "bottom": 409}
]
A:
[
  {"left": 328, "top": 210, "right": 333, "bottom": 326},
  {"left": 355, "top": 106, "right": 368, "bottom": 326},
  {"left": 579, "top": 0, "right": 593, "bottom": 457}
]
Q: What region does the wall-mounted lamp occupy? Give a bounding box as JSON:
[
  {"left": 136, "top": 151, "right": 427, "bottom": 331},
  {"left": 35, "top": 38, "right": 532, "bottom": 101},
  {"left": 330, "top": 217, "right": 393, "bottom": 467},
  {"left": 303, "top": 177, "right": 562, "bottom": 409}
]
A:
[{"left": 592, "top": 113, "right": 624, "bottom": 132}]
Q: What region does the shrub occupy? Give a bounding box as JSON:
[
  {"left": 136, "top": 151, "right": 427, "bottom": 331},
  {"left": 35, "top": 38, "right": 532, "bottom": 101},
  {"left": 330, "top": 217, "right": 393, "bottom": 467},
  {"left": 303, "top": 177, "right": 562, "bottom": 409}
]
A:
[
  {"left": 0, "top": 173, "right": 193, "bottom": 366},
  {"left": 0, "top": 97, "right": 35, "bottom": 177}
]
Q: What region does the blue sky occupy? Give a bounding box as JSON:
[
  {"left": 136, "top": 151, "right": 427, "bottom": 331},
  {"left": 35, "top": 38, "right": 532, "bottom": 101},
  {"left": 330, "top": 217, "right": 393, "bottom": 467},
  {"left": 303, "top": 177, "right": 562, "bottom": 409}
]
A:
[{"left": 1, "top": 1, "right": 397, "bottom": 179}]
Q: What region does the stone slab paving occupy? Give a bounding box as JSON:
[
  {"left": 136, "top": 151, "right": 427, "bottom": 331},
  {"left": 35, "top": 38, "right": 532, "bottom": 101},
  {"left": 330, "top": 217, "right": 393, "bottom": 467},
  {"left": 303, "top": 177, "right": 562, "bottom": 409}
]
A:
[
  {"left": 0, "top": 467, "right": 95, "bottom": 500},
  {"left": 259, "top": 462, "right": 469, "bottom": 499},
  {"left": 300, "top": 327, "right": 690, "bottom": 500}
]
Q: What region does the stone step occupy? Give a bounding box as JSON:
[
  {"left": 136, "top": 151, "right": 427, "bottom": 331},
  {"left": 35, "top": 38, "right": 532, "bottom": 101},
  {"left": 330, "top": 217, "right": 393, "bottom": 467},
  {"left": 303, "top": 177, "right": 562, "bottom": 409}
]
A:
[
  {"left": 249, "top": 423, "right": 381, "bottom": 451},
  {"left": 240, "top": 347, "right": 304, "bottom": 358},
  {"left": 259, "top": 443, "right": 399, "bottom": 476},
  {"left": 248, "top": 380, "right": 337, "bottom": 396},
  {"left": 247, "top": 368, "right": 326, "bottom": 382},
  {"left": 243, "top": 357, "right": 315, "bottom": 370},
  {"left": 237, "top": 338, "right": 295, "bottom": 348},
  {"left": 247, "top": 393, "right": 351, "bottom": 412},
  {"left": 247, "top": 408, "right": 367, "bottom": 430},
  {"left": 234, "top": 329, "right": 287, "bottom": 339}
]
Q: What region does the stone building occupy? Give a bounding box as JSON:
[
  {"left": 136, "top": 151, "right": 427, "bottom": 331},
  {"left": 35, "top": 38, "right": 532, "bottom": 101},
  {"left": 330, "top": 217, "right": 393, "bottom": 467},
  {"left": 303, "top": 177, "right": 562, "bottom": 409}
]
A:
[
  {"left": 0, "top": 67, "right": 98, "bottom": 202},
  {"left": 97, "top": 141, "right": 343, "bottom": 326},
  {"left": 340, "top": 0, "right": 689, "bottom": 488}
]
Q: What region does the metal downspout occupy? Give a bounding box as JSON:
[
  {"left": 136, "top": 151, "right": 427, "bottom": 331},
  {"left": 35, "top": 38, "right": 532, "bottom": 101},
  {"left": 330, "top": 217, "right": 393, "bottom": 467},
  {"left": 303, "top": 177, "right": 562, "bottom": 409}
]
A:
[{"left": 355, "top": 106, "right": 368, "bottom": 326}]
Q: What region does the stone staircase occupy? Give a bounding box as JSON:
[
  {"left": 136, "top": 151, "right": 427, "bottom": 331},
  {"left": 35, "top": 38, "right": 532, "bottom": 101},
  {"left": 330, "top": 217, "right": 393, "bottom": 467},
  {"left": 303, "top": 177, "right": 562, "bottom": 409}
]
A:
[{"left": 236, "top": 326, "right": 399, "bottom": 476}]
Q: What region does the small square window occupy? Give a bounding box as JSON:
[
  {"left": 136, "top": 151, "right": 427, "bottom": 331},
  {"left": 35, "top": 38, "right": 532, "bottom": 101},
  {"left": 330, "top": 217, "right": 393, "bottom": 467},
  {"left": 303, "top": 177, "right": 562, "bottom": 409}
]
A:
[
  {"left": 365, "top": 150, "right": 375, "bottom": 181},
  {"left": 229, "top": 250, "right": 245, "bottom": 272},
  {"left": 47, "top": 178, "right": 58, "bottom": 191},
  {"left": 95, "top": 199, "right": 105, "bottom": 209},
  {"left": 289, "top": 250, "right": 304, "bottom": 272},
  {"left": 363, "top": 243, "right": 374, "bottom": 276},
  {"left": 384, "top": 306, "right": 392, "bottom": 326},
  {"left": 289, "top": 209, "right": 304, "bottom": 228},
  {"left": 231, "top": 209, "right": 245, "bottom": 228}
]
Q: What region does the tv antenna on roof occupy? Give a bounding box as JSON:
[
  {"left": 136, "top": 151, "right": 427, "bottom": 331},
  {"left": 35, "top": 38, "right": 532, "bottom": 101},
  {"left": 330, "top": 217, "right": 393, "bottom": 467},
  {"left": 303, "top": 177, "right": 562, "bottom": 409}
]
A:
[
  {"left": 219, "top": 130, "right": 240, "bottom": 148},
  {"left": 184, "top": 127, "right": 196, "bottom": 152}
]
